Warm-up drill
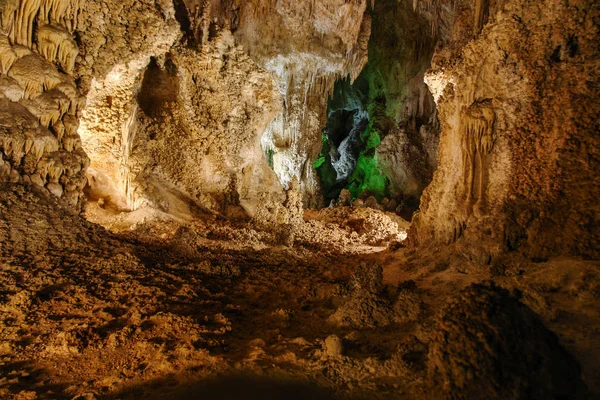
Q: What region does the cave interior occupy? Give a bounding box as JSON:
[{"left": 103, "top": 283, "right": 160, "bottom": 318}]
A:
[{"left": 0, "top": 0, "right": 599, "bottom": 399}]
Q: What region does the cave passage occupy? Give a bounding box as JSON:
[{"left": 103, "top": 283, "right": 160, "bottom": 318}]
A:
[
  {"left": 314, "top": 0, "right": 440, "bottom": 216},
  {"left": 315, "top": 73, "right": 389, "bottom": 204}
]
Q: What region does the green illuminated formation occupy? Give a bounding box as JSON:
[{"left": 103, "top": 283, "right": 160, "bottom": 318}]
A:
[
  {"left": 314, "top": 60, "right": 392, "bottom": 203},
  {"left": 346, "top": 122, "right": 388, "bottom": 201},
  {"left": 314, "top": 0, "right": 437, "bottom": 206}
]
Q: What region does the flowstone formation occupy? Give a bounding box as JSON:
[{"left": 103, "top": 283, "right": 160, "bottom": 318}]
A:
[
  {"left": 411, "top": 0, "right": 600, "bottom": 261},
  {"left": 0, "top": 0, "right": 88, "bottom": 208}
]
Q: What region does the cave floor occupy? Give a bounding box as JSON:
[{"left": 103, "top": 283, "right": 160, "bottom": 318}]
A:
[{"left": 1, "top": 186, "right": 599, "bottom": 399}]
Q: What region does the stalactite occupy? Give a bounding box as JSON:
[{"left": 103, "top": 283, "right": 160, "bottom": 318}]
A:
[
  {"left": 7, "top": 0, "right": 80, "bottom": 49},
  {"left": 36, "top": 23, "right": 78, "bottom": 73},
  {"left": 20, "top": 96, "right": 59, "bottom": 129},
  {"left": 0, "top": 0, "right": 19, "bottom": 33},
  {"left": 7, "top": 53, "right": 63, "bottom": 98},
  {"left": 55, "top": 79, "right": 81, "bottom": 114},
  {"left": 8, "top": 56, "right": 45, "bottom": 99},
  {"left": 0, "top": 0, "right": 83, "bottom": 201},
  {"left": 459, "top": 101, "right": 496, "bottom": 216},
  {"left": 13, "top": 0, "right": 42, "bottom": 48},
  {"left": 56, "top": 33, "right": 77, "bottom": 73},
  {"left": 62, "top": 134, "right": 79, "bottom": 152},
  {"left": 62, "top": 0, "right": 79, "bottom": 33},
  {"left": 473, "top": 0, "right": 489, "bottom": 34},
  {"left": 52, "top": 119, "right": 65, "bottom": 142},
  {"left": 62, "top": 114, "right": 78, "bottom": 136},
  {"left": 37, "top": 24, "right": 61, "bottom": 61},
  {"left": 0, "top": 35, "right": 18, "bottom": 74},
  {"left": 40, "top": 0, "right": 70, "bottom": 25}
]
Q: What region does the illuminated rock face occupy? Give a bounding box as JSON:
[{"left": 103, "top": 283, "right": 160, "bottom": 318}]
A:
[
  {"left": 411, "top": 0, "right": 600, "bottom": 259},
  {"left": 235, "top": 0, "right": 372, "bottom": 207},
  {"left": 73, "top": 0, "right": 370, "bottom": 216},
  {"left": 0, "top": 0, "right": 598, "bottom": 255},
  {"left": 0, "top": 0, "right": 88, "bottom": 209}
]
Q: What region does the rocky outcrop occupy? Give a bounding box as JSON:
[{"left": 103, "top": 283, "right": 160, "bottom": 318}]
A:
[
  {"left": 130, "top": 33, "right": 283, "bottom": 219},
  {"left": 76, "top": 0, "right": 180, "bottom": 210},
  {"left": 411, "top": 0, "right": 600, "bottom": 260},
  {"left": 428, "top": 283, "right": 587, "bottom": 399}
]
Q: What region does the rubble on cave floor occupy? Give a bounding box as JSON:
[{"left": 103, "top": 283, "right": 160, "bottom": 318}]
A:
[{"left": 0, "top": 185, "right": 598, "bottom": 399}]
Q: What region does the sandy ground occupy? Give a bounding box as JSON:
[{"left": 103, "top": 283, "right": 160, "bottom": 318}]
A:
[{"left": 1, "top": 185, "right": 599, "bottom": 399}]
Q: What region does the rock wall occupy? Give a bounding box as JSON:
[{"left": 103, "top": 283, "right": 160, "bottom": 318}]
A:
[
  {"left": 130, "top": 32, "right": 284, "bottom": 220},
  {"left": 0, "top": 0, "right": 89, "bottom": 209},
  {"left": 78, "top": 0, "right": 374, "bottom": 215},
  {"left": 76, "top": 0, "right": 180, "bottom": 210},
  {"left": 411, "top": 0, "right": 600, "bottom": 260}
]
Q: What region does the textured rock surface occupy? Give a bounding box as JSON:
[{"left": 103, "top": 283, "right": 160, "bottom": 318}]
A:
[
  {"left": 0, "top": 0, "right": 599, "bottom": 399},
  {"left": 1, "top": 185, "right": 597, "bottom": 399},
  {"left": 0, "top": 0, "right": 89, "bottom": 209},
  {"left": 428, "top": 283, "right": 587, "bottom": 399},
  {"left": 129, "top": 34, "right": 283, "bottom": 219},
  {"left": 411, "top": 0, "right": 600, "bottom": 260},
  {"left": 238, "top": 0, "right": 372, "bottom": 207},
  {"left": 76, "top": 0, "right": 373, "bottom": 215}
]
